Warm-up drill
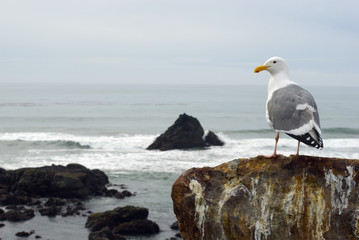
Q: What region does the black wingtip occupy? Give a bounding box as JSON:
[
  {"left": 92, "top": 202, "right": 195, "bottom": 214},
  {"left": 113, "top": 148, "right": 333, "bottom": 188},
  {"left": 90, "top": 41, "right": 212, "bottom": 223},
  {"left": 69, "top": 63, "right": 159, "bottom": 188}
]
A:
[{"left": 286, "top": 131, "right": 323, "bottom": 149}]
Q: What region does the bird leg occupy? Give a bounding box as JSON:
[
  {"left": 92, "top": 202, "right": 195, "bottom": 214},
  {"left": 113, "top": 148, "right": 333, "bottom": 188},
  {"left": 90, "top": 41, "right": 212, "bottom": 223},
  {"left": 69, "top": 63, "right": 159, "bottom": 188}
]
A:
[
  {"left": 296, "top": 140, "right": 300, "bottom": 156},
  {"left": 265, "top": 132, "right": 280, "bottom": 158}
]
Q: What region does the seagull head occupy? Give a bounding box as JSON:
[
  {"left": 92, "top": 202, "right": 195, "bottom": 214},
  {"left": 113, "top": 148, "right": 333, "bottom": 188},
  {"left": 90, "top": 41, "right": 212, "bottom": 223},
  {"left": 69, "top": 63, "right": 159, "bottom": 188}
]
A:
[{"left": 254, "top": 56, "right": 289, "bottom": 76}]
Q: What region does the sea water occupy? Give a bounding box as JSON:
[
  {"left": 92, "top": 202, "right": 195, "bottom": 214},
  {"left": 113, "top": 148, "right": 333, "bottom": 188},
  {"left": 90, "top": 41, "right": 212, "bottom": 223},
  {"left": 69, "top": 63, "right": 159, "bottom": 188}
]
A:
[{"left": 0, "top": 84, "right": 358, "bottom": 239}]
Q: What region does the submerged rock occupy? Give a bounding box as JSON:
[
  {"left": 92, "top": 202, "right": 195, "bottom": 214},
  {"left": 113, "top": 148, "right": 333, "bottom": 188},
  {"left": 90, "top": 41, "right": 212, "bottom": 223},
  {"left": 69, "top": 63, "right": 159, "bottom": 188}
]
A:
[
  {"left": 147, "top": 113, "right": 224, "bottom": 151},
  {"left": 172, "top": 155, "right": 359, "bottom": 240}
]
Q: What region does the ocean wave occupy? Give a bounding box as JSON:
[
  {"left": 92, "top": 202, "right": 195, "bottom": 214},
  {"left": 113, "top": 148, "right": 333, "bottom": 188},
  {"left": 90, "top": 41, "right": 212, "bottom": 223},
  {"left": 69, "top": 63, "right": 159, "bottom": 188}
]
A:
[
  {"left": 1, "top": 139, "right": 91, "bottom": 150},
  {"left": 0, "top": 132, "right": 154, "bottom": 151},
  {"left": 323, "top": 127, "right": 359, "bottom": 135},
  {"left": 0, "top": 131, "right": 358, "bottom": 172},
  {"left": 222, "top": 127, "right": 359, "bottom": 137}
]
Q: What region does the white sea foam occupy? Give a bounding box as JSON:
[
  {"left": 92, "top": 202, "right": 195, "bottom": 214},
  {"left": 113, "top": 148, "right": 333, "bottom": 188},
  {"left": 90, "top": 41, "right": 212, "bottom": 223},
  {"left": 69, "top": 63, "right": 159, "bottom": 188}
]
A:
[{"left": 1, "top": 132, "right": 358, "bottom": 172}]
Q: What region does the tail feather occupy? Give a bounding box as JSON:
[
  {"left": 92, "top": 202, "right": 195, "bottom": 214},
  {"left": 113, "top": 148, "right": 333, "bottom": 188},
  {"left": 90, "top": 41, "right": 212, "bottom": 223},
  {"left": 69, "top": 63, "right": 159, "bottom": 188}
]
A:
[{"left": 286, "top": 128, "right": 323, "bottom": 149}]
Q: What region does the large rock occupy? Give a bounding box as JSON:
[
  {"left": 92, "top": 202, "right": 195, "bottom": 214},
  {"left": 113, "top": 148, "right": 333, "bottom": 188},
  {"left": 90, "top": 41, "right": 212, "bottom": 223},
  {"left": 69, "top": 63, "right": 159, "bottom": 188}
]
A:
[
  {"left": 172, "top": 155, "right": 359, "bottom": 240},
  {"left": 147, "top": 113, "right": 223, "bottom": 151},
  {"left": 0, "top": 164, "right": 109, "bottom": 200}
]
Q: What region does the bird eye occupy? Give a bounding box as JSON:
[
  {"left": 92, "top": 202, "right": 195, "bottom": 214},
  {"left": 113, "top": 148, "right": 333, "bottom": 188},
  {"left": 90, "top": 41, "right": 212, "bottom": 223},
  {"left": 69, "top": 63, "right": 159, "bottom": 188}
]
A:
[{"left": 273, "top": 61, "right": 277, "bottom": 64}]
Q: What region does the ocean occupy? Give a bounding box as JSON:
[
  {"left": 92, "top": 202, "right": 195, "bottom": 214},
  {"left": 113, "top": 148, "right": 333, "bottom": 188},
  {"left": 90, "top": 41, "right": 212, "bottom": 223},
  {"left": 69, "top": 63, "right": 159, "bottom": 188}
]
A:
[{"left": 0, "top": 83, "right": 359, "bottom": 239}]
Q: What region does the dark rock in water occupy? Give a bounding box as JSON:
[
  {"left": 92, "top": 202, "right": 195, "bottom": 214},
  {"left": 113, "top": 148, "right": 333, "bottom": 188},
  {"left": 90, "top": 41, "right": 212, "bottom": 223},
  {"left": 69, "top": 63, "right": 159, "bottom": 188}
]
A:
[
  {"left": 204, "top": 131, "right": 224, "bottom": 146},
  {"left": 38, "top": 205, "right": 60, "bottom": 217},
  {"left": 147, "top": 113, "right": 224, "bottom": 151},
  {"left": 16, "top": 231, "right": 32, "bottom": 237},
  {"left": 89, "top": 227, "right": 126, "bottom": 240},
  {"left": 3, "top": 209, "right": 35, "bottom": 222},
  {"left": 121, "top": 190, "right": 132, "bottom": 197},
  {"left": 170, "top": 221, "right": 179, "bottom": 230},
  {"left": 113, "top": 219, "right": 159, "bottom": 235},
  {"left": 172, "top": 155, "right": 359, "bottom": 240},
  {"left": 86, "top": 205, "right": 160, "bottom": 238},
  {"left": 44, "top": 198, "right": 66, "bottom": 207},
  {"left": 147, "top": 113, "right": 205, "bottom": 151},
  {"left": 0, "top": 163, "right": 108, "bottom": 199},
  {"left": 86, "top": 206, "right": 149, "bottom": 232},
  {"left": 0, "top": 193, "right": 29, "bottom": 206}
]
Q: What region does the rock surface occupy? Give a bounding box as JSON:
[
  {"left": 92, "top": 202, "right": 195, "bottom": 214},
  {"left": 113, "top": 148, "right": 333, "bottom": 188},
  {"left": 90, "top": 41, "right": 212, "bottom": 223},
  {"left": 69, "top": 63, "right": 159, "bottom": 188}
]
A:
[
  {"left": 204, "top": 131, "right": 224, "bottom": 146},
  {"left": 89, "top": 227, "right": 126, "bottom": 240},
  {"left": 86, "top": 205, "right": 160, "bottom": 238},
  {"left": 0, "top": 163, "right": 134, "bottom": 228},
  {"left": 172, "top": 155, "right": 359, "bottom": 240},
  {"left": 1, "top": 209, "right": 35, "bottom": 222},
  {"left": 147, "top": 113, "right": 224, "bottom": 151},
  {"left": 0, "top": 163, "right": 108, "bottom": 199}
]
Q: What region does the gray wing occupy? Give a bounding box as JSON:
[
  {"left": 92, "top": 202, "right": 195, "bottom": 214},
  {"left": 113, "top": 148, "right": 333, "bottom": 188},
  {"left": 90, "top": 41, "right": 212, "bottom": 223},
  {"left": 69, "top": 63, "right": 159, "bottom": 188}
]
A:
[{"left": 267, "top": 84, "right": 320, "bottom": 132}]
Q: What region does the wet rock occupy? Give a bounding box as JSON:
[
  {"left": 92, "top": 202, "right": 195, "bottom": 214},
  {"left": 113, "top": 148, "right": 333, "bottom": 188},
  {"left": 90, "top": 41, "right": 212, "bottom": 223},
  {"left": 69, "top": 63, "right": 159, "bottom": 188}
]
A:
[
  {"left": 170, "top": 221, "right": 179, "bottom": 230},
  {"left": 38, "top": 205, "right": 60, "bottom": 217},
  {"left": 62, "top": 203, "right": 85, "bottom": 217},
  {"left": 86, "top": 205, "right": 159, "bottom": 238},
  {"left": 103, "top": 188, "right": 133, "bottom": 200},
  {"left": 113, "top": 219, "right": 159, "bottom": 235},
  {"left": 147, "top": 113, "right": 224, "bottom": 151},
  {"left": 0, "top": 193, "right": 29, "bottom": 205},
  {"left": 44, "top": 198, "right": 66, "bottom": 206},
  {"left": 104, "top": 189, "right": 119, "bottom": 197},
  {"left": 121, "top": 190, "right": 132, "bottom": 197},
  {"left": 172, "top": 155, "right": 359, "bottom": 240},
  {"left": 204, "top": 131, "right": 224, "bottom": 146},
  {"left": 89, "top": 227, "right": 126, "bottom": 240},
  {"left": 0, "top": 210, "right": 4, "bottom": 221},
  {"left": 25, "top": 198, "right": 41, "bottom": 206},
  {"left": 147, "top": 113, "right": 206, "bottom": 151},
  {"left": 86, "top": 206, "right": 148, "bottom": 232},
  {"left": 0, "top": 164, "right": 109, "bottom": 199},
  {"left": 114, "top": 192, "right": 125, "bottom": 199},
  {"left": 15, "top": 230, "right": 34, "bottom": 237},
  {"left": 3, "top": 209, "right": 35, "bottom": 222}
]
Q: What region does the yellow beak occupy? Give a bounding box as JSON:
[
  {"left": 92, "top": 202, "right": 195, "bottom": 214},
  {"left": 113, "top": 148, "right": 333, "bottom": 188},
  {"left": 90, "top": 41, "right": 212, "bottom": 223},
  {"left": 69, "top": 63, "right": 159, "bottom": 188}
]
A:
[{"left": 254, "top": 65, "right": 270, "bottom": 73}]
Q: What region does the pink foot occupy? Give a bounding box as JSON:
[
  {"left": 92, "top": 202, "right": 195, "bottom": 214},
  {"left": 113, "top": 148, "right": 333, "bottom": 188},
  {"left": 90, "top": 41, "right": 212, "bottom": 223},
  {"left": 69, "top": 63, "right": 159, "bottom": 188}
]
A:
[{"left": 264, "top": 153, "right": 282, "bottom": 159}]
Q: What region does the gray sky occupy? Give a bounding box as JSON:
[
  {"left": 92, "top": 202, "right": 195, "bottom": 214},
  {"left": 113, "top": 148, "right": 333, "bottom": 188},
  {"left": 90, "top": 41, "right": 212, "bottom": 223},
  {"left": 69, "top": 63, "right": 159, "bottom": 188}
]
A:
[{"left": 1, "top": 0, "right": 358, "bottom": 86}]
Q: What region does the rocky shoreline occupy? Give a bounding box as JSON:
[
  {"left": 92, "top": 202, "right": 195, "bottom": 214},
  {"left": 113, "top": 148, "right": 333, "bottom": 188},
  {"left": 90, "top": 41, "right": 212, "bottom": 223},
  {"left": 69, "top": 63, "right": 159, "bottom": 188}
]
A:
[
  {"left": 0, "top": 163, "right": 179, "bottom": 240},
  {"left": 0, "top": 114, "right": 227, "bottom": 240}
]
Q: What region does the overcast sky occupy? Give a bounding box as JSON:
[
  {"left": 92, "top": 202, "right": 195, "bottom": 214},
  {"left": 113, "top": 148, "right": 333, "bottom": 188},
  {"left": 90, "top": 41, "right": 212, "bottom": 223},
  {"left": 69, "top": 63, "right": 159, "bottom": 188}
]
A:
[{"left": 1, "top": 0, "right": 358, "bottom": 86}]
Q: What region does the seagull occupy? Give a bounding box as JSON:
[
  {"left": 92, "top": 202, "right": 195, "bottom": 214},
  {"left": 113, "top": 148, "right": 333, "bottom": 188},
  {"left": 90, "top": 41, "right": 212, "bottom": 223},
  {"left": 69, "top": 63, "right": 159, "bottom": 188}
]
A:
[{"left": 254, "top": 56, "right": 323, "bottom": 158}]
